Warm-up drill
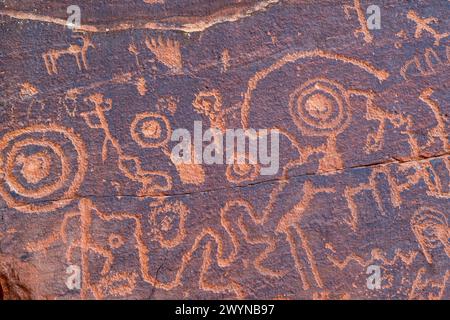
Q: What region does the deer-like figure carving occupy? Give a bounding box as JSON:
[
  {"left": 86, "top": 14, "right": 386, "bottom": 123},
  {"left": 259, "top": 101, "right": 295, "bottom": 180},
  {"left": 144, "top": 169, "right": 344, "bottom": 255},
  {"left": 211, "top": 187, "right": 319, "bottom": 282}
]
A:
[{"left": 43, "top": 35, "right": 95, "bottom": 75}]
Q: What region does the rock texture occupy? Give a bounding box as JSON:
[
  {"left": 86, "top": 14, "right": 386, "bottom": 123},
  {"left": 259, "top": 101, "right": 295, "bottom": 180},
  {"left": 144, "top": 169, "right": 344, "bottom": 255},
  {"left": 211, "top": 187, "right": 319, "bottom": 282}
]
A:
[{"left": 0, "top": 0, "right": 449, "bottom": 299}]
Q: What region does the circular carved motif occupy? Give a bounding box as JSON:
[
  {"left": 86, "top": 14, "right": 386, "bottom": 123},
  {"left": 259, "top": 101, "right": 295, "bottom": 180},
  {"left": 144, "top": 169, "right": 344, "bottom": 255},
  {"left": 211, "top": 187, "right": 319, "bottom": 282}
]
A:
[
  {"left": 0, "top": 125, "right": 87, "bottom": 213},
  {"left": 131, "top": 112, "right": 171, "bottom": 148},
  {"left": 289, "top": 78, "right": 351, "bottom": 136}
]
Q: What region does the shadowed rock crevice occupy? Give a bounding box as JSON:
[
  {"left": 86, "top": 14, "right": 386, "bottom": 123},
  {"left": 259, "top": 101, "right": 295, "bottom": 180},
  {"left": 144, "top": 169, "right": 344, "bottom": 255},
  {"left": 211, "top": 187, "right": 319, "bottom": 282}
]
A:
[
  {"left": 0, "top": 277, "right": 3, "bottom": 300},
  {"left": 1, "top": 151, "right": 448, "bottom": 211},
  {"left": 0, "top": 254, "right": 44, "bottom": 300},
  {"left": 0, "top": 270, "right": 31, "bottom": 300}
]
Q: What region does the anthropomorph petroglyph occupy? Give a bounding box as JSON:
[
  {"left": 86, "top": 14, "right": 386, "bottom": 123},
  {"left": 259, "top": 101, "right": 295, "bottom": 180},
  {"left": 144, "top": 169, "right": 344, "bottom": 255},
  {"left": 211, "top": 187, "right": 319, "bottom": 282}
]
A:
[
  {"left": 81, "top": 94, "right": 173, "bottom": 195},
  {"left": 236, "top": 50, "right": 390, "bottom": 173},
  {"left": 407, "top": 10, "right": 449, "bottom": 46},
  {"left": 344, "top": 156, "right": 450, "bottom": 231},
  {"left": 343, "top": 0, "right": 374, "bottom": 44}
]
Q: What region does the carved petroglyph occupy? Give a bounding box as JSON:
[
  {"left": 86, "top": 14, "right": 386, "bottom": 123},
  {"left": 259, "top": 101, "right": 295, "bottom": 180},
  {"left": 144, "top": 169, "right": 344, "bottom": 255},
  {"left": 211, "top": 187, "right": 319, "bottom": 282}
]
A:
[
  {"left": 149, "top": 201, "right": 188, "bottom": 248},
  {"left": 276, "top": 181, "right": 335, "bottom": 290},
  {"left": 341, "top": 87, "right": 448, "bottom": 231},
  {"left": 156, "top": 96, "right": 178, "bottom": 115},
  {"left": 72, "top": 199, "right": 138, "bottom": 299},
  {"left": 395, "top": 30, "right": 407, "bottom": 49},
  {"left": 411, "top": 207, "right": 449, "bottom": 264},
  {"left": 419, "top": 89, "right": 449, "bottom": 152},
  {"left": 289, "top": 78, "right": 351, "bottom": 137},
  {"left": 225, "top": 153, "right": 260, "bottom": 184},
  {"left": 241, "top": 50, "right": 389, "bottom": 131},
  {"left": 363, "top": 91, "right": 409, "bottom": 153},
  {"left": 239, "top": 50, "right": 389, "bottom": 172},
  {"left": 19, "top": 82, "right": 39, "bottom": 98},
  {"left": 25, "top": 199, "right": 141, "bottom": 298},
  {"left": 42, "top": 36, "right": 95, "bottom": 75},
  {"left": 193, "top": 90, "right": 226, "bottom": 131},
  {"left": 344, "top": 156, "right": 450, "bottom": 231},
  {"left": 343, "top": 0, "right": 373, "bottom": 44},
  {"left": 407, "top": 11, "right": 449, "bottom": 46},
  {"left": 327, "top": 246, "right": 418, "bottom": 270},
  {"left": 61, "top": 88, "right": 81, "bottom": 117},
  {"left": 131, "top": 112, "right": 172, "bottom": 149},
  {"left": 80, "top": 92, "right": 204, "bottom": 188},
  {"left": 25, "top": 197, "right": 290, "bottom": 298},
  {"left": 81, "top": 94, "right": 172, "bottom": 195},
  {"left": 0, "top": 125, "right": 87, "bottom": 213},
  {"left": 401, "top": 46, "right": 450, "bottom": 80},
  {"left": 16, "top": 152, "right": 51, "bottom": 184},
  {"left": 221, "top": 49, "right": 230, "bottom": 73},
  {"left": 63, "top": 72, "right": 135, "bottom": 105},
  {"left": 288, "top": 79, "right": 396, "bottom": 170},
  {"left": 128, "top": 42, "right": 141, "bottom": 69},
  {"left": 2, "top": 1, "right": 450, "bottom": 300},
  {"left": 376, "top": 88, "right": 449, "bottom": 157},
  {"left": 145, "top": 36, "right": 182, "bottom": 73},
  {"left": 173, "top": 145, "right": 206, "bottom": 186},
  {"left": 401, "top": 158, "right": 450, "bottom": 199},
  {"left": 136, "top": 77, "right": 147, "bottom": 96},
  {"left": 409, "top": 268, "right": 449, "bottom": 300},
  {"left": 289, "top": 78, "right": 351, "bottom": 171}
]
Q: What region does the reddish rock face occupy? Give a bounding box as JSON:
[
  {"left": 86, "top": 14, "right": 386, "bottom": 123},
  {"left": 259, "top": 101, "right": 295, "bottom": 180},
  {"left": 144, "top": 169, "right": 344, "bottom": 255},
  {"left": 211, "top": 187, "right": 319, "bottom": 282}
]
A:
[{"left": 0, "top": 0, "right": 449, "bottom": 300}]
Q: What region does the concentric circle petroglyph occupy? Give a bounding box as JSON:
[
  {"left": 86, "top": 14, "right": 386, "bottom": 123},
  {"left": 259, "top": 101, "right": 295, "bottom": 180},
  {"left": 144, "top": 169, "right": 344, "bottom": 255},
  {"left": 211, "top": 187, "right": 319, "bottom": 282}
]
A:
[
  {"left": 240, "top": 50, "right": 389, "bottom": 129},
  {"left": 5, "top": 138, "right": 69, "bottom": 198},
  {"left": 0, "top": 124, "right": 87, "bottom": 213},
  {"left": 289, "top": 78, "right": 351, "bottom": 136},
  {"left": 130, "top": 112, "right": 171, "bottom": 148}
]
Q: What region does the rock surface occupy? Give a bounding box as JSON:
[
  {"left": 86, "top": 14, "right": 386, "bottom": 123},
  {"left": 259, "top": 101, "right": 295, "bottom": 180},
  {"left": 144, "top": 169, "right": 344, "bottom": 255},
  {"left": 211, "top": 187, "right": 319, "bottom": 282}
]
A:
[{"left": 0, "top": 0, "right": 449, "bottom": 299}]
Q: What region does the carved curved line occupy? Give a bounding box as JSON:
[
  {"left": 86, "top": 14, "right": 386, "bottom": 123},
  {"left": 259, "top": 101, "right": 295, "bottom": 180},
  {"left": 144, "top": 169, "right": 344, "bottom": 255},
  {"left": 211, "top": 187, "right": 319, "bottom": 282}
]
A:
[
  {"left": 5, "top": 139, "right": 69, "bottom": 198},
  {"left": 241, "top": 49, "right": 390, "bottom": 128}
]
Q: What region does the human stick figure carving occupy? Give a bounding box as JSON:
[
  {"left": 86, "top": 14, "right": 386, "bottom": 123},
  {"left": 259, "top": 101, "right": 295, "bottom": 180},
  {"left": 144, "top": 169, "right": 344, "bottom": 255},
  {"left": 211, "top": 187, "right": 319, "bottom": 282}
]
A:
[
  {"left": 81, "top": 93, "right": 172, "bottom": 195},
  {"left": 343, "top": 0, "right": 378, "bottom": 44},
  {"left": 407, "top": 10, "right": 449, "bottom": 46}
]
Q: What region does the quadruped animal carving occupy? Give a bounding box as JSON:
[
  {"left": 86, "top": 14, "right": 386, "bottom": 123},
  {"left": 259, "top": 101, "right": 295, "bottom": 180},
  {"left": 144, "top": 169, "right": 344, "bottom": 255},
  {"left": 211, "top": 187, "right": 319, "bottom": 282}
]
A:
[{"left": 43, "top": 36, "right": 95, "bottom": 75}]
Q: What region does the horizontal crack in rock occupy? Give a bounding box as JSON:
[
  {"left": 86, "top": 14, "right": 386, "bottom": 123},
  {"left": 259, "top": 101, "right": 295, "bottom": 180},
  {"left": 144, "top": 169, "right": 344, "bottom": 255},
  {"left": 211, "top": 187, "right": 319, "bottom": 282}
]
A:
[{"left": 0, "top": 151, "right": 448, "bottom": 212}]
